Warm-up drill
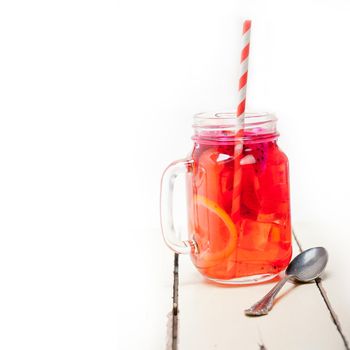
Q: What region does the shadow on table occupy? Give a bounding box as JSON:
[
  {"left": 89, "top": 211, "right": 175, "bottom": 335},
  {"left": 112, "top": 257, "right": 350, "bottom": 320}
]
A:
[{"left": 202, "top": 274, "right": 282, "bottom": 289}]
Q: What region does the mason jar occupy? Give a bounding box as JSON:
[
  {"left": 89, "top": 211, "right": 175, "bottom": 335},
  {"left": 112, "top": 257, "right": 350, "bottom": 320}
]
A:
[{"left": 161, "top": 112, "right": 292, "bottom": 284}]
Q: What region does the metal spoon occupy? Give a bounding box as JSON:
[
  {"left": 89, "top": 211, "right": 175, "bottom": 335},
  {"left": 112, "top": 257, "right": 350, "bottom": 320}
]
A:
[{"left": 245, "top": 247, "right": 328, "bottom": 316}]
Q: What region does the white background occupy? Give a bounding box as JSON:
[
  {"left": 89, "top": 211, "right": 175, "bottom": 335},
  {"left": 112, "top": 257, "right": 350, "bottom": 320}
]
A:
[{"left": 0, "top": 0, "right": 350, "bottom": 349}]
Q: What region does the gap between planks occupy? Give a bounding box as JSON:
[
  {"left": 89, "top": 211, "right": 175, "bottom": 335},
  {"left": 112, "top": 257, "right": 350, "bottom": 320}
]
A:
[
  {"left": 292, "top": 229, "right": 350, "bottom": 350},
  {"left": 168, "top": 254, "right": 179, "bottom": 350}
]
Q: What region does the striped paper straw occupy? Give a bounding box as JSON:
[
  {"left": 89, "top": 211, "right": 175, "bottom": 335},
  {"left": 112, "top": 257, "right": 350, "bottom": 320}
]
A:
[{"left": 231, "top": 20, "right": 251, "bottom": 220}]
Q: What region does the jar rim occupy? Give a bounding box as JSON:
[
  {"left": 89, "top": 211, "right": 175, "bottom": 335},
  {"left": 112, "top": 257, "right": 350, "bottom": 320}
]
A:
[
  {"left": 192, "top": 112, "right": 278, "bottom": 144},
  {"left": 193, "top": 112, "right": 277, "bottom": 127}
]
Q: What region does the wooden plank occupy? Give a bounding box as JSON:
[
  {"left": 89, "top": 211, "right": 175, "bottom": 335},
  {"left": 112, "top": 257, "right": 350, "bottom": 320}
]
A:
[
  {"left": 177, "top": 238, "right": 345, "bottom": 349},
  {"left": 0, "top": 220, "right": 173, "bottom": 350},
  {"left": 293, "top": 221, "right": 350, "bottom": 349},
  {"left": 125, "top": 228, "right": 174, "bottom": 350}
]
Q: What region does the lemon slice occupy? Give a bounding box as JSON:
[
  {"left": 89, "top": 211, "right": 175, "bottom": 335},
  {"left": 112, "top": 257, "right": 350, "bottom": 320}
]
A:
[{"left": 194, "top": 195, "right": 238, "bottom": 268}]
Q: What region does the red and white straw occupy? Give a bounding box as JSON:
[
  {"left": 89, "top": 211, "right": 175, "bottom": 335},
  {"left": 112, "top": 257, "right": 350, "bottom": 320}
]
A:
[
  {"left": 236, "top": 20, "right": 251, "bottom": 123},
  {"left": 231, "top": 20, "right": 251, "bottom": 220}
]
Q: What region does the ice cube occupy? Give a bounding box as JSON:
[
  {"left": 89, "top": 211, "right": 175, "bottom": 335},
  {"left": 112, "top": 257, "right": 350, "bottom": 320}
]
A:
[
  {"left": 240, "top": 154, "right": 256, "bottom": 165},
  {"left": 240, "top": 164, "right": 261, "bottom": 217},
  {"left": 269, "top": 223, "right": 281, "bottom": 243},
  {"left": 240, "top": 219, "right": 272, "bottom": 251}
]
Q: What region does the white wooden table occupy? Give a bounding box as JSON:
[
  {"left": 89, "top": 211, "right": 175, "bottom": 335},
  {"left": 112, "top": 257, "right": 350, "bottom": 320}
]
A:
[{"left": 161, "top": 221, "right": 350, "bottom": 350}]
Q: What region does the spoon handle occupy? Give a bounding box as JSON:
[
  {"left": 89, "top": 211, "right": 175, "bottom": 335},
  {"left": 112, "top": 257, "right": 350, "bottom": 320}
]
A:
[{"left": 244, "top": 276, "right": 289, "bottom": 316}]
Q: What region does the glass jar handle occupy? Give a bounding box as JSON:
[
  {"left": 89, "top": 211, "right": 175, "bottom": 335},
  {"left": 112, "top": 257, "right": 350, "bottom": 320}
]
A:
[{"left": 160, "top": 159, "right": 197, "bottom": 254}]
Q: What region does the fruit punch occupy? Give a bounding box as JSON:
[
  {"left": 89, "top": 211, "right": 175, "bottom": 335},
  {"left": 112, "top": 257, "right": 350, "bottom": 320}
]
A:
[{"left": 187, "top": 124, "right": 292, "bottom": 282}]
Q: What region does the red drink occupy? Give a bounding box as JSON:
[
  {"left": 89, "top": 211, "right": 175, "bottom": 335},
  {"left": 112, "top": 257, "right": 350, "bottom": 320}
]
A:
[{"left": 187, "top": 118, "right": 292, "bottom": 282}]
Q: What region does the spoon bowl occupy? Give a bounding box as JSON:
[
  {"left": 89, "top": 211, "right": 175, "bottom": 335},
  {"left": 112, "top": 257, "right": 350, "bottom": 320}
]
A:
[{"left": 286, "top": 246, "right": 328, "bottom": 282}]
